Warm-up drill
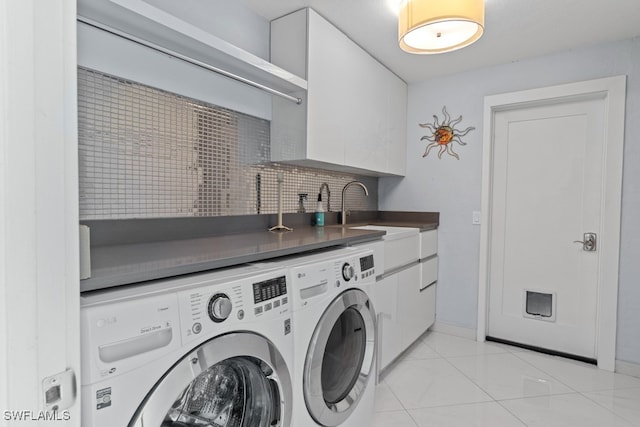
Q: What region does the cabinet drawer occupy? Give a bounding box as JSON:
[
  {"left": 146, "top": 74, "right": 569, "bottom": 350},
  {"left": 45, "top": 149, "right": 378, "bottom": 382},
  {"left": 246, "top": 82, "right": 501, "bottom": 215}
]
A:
[
  {"left": 420, "top": 256, "right": 438, "bottom": 290},
  {"left": 384, "top": 234, "right": 419, "bottom": 271},
  {"left": 420, "top": 230, "right": 437, "bottom": 259}
]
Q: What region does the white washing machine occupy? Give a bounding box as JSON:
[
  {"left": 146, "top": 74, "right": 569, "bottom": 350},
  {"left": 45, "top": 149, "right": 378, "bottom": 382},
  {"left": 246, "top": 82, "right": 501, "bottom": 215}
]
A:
[
  {"left": 80, "top": 264, "right": 294, "bottom": 427},
  {"left": 257, "top": 247, "right": 377, "bottom": 426}
]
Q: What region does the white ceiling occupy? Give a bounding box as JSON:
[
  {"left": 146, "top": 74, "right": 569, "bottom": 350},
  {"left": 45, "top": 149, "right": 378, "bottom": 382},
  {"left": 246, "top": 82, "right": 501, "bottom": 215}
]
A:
[{"left": 245, "top": 0, "right": 640, "bottom": 83}]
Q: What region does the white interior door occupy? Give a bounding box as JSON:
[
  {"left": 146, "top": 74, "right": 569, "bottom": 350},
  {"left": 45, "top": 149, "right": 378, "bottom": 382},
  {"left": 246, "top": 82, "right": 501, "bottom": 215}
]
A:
[
  {"left": 481, "top": 76, "right": 627, "bottom": 369},
  {"left": 488, "top": 97, "right": 605, "bottom": 359}
]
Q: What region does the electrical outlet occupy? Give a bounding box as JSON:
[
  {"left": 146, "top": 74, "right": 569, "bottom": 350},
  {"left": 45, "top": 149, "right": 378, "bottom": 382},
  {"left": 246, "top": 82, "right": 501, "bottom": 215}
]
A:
[{"left": 472, "top": 211, "right": 481, "bottom": 225}]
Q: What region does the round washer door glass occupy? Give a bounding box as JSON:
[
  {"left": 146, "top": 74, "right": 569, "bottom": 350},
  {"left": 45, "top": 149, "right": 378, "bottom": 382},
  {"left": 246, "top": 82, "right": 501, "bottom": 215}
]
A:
[
  {"left": 129, "top": 333, "right": 292, "bottom": 427},
  {"left": 304, "top": 289, "right": 376, "bottom": 426},
  {"left": 164, "top": 356, "right": 275, "bottom": 426},
  {"left": 321, "top": 307, "right": 366, "bottom": 404}
]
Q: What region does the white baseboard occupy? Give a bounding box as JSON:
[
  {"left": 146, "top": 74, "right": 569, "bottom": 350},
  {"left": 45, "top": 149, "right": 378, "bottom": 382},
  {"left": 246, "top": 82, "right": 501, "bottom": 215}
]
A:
[
  {"left": 616, "top": 360, "right": 640, "bottom": 378},
  {"left": 430, "top": 321, "right": 477, "bottom": 340},
  {"left": 430, "top": 323, "right": 640, "bottom": 377}
]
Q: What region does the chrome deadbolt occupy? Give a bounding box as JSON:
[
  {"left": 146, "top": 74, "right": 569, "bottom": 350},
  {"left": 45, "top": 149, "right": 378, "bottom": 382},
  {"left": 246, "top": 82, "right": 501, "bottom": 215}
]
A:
[{"left": 574, "top": 232, "right": 597, "bottom": 251}]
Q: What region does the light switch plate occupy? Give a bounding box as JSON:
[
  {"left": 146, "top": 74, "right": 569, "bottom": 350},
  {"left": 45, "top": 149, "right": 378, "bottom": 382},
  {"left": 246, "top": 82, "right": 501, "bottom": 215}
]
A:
[{"left": 472, "top": 211, "right": 481, "bottom": 225}]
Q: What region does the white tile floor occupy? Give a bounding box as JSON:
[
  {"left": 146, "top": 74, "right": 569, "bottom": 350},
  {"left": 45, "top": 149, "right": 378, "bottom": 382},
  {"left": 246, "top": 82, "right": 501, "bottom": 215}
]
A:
[{"left": 374, "top": 331, "right": 640, "bottom": 427}]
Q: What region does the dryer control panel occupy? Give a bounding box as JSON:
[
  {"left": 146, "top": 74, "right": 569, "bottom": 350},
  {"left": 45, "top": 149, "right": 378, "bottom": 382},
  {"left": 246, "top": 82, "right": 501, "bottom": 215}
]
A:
[
  {"left": 288, "top": 248, "right": 375, "bottom": 310},
  {"left": 178, "top": 268, "right": 290, "bottom": 345}
]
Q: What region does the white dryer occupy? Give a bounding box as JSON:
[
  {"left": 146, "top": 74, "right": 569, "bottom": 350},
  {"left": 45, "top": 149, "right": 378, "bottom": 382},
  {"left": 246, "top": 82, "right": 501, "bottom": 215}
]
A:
[
  {"left": 258, "top": 247, "right": 377, "bottom": 426},
  {"left": 81, "top": 264, "right": 294, "bottom": 427}
]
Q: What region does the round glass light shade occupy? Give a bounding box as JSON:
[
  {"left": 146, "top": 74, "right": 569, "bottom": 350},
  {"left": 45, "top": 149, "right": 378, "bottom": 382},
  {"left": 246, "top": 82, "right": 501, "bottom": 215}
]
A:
[{"left": 399, "top": 0, "right": 484, "bottom": 54}]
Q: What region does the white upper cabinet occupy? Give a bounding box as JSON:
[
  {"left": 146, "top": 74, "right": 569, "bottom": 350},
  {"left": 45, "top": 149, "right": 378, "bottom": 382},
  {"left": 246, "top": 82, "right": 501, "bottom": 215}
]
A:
[{"left": 270, "top": 9, "right": 407, "bottom": 176}]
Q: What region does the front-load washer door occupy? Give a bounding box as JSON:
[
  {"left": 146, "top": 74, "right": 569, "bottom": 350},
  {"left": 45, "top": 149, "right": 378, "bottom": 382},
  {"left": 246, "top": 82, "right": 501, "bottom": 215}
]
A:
[
  {"left": 129, "top": 332, "right": 292, "bottom": 427},
  {"left": 304, "top": 289, "right": 376, "bottom": 426}
]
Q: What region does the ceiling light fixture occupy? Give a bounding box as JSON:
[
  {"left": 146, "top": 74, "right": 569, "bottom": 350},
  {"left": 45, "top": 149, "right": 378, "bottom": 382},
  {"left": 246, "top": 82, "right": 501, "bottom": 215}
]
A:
[{"left": 399, "top": 0, "right": 484, "bottom": 54}]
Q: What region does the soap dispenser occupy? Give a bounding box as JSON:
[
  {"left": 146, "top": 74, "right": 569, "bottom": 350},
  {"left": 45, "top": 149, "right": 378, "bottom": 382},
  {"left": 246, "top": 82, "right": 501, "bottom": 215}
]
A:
[
  {"left": 297, "top": 193, "right": 308, "bottom": 213},
  {"left": 314, "top": 193, "right": 325, "bottom": 226}
]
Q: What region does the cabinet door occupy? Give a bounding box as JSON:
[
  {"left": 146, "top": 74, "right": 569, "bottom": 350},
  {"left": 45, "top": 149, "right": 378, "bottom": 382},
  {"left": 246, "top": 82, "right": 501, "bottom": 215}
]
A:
[
  {"left": 341, "top": 40, "right": 407, "bottom": 175},
  {"left": 374, "top": 275, "right": 403, "bottom": 371},
  {"left": 306, "top": 9, "right": 351, "bottom": 166},
  {"left": 342, "top": 48, "right": 390, "bottom": 173},
  {"left": 381, "top": 71, "right": 407, "bottom": 176},
  {"left": 271, "top": 8, "right": 407, "bottom": 176},
  {"left": 398, "top": 264, "right": 426, "bottom": 349}
]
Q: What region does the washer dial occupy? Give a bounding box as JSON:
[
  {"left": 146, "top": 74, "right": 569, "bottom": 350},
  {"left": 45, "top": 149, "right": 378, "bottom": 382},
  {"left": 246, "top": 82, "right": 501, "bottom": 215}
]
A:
[
  {"left": 342, "top": 263, "right": 355, "bottom": 281},
  {"left": 208, "top": 293, "right": 232, "bottom": 323}
]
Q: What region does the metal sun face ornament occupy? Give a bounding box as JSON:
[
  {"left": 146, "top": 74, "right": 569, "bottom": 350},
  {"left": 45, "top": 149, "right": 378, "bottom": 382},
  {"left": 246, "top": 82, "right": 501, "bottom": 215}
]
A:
[{"left": 419, "top": 106, "right": 475, "bottom": 160}]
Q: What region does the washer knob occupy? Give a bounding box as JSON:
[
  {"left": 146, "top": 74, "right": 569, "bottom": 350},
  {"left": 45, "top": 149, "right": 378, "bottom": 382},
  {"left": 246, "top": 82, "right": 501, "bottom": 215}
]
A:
[
  {"left": 208, "top": 294, "right": 232, "bottom": 323},
  {"left": 342, "top": 263, "right": 355, "bottom": 281}
]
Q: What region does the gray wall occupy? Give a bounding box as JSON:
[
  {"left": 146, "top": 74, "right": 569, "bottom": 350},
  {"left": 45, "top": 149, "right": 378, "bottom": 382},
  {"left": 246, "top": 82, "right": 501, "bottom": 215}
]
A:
[
  {"left": 379, "top": 37, "right": 640, "bottom": 365},
  {"left": 144, "top": 0, "right": 270, "bottom": 60}
]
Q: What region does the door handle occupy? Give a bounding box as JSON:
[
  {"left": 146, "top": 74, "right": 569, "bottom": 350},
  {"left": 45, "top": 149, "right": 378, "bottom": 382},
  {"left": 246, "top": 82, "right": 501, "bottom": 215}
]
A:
[{"left": 573, "top": 232, "right": 597, "bottom": 251}]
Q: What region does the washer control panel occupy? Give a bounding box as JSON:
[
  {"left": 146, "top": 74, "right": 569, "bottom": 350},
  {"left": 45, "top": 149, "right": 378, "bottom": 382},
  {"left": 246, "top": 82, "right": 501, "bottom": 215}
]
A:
[
  {"left": 334, "top": 254, "right": 376, "bottom": 283},
  {"left": 330, "top": 255, "right": 373, "bottom": 285},
  {"left": 359, "top": 253, "right": 376, "bottom": 279},
  {"left": 253, "top": 275, "right": 287, "bottom": 303},
  {"left": 178, "top": 269, "right": 290, "bottom": 344}
]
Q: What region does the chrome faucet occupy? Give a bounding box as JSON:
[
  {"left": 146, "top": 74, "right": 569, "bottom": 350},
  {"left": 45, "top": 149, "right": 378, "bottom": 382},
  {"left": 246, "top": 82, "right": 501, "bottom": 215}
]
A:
[
  {"left": 341, "top": 181, "right": 369, "bottom": 225},
  {"left": 319, "top": 182, "right": 331, "bottom": 212}
]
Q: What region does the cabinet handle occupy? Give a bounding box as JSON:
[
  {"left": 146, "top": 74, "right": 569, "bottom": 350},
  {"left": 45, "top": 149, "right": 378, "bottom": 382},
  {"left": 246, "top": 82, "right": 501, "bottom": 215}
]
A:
[
  {"left": 379, "top": 260, "right": 420, "bottom": 280},
  {"left": 420, "top": 281, "right": 436, "bottom": 292}
]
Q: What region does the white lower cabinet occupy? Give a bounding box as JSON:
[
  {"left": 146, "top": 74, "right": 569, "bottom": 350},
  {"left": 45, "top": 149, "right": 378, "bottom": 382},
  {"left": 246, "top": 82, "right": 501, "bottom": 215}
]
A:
[
  {"left": 377, "top": 262, "right": 437, "bottom": 372},
  {"left": 376, "top": 229, "right": 438, "bottom": 373}
]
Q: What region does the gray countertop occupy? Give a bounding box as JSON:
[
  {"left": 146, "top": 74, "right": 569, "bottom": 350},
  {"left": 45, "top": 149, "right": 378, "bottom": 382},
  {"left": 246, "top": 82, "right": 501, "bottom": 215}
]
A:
[
  {"left": 82, "top": 226, "right": 385, "bottom": 292},
  {"left": 80, "top": 211, "right": 439, "bottom": 292}
]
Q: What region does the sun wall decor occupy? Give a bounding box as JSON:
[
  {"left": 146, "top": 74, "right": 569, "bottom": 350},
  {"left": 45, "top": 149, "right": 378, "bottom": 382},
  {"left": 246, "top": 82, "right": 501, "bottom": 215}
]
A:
[{"left": 419, "top": 106, "right": 475, "bottom": 160}]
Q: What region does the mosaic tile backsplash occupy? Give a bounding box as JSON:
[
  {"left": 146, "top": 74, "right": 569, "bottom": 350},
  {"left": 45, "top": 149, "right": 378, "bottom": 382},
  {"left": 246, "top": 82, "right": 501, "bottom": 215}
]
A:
[{"left": 78, "top": 67, "right": 377, "bottom": 220}]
